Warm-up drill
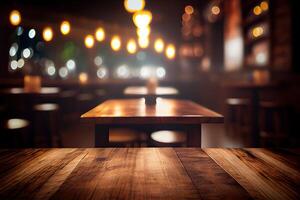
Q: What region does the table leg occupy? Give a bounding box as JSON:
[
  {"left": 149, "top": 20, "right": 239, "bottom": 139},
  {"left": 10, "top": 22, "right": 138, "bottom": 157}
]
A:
[
  {"left": 186, "top": 125, "right": 202, "bottom": 147},
  {"left": 95, "top": 125, "right": 109, "bottom": 147}
]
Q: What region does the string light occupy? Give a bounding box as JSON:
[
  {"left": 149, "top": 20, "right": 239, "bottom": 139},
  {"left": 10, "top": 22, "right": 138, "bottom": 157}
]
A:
[
  {"left": 60, "top": 21, "right": 71, "bottom": 35},
  {"left": 95, "top": 27, "right": 105, "bottom": 42},
  {"left": 111, "top": 35, "right": 121, "bottom": 51},
  {"left": 124, "top": 0, "right": 145, "bottom": 13},
  {"left": 260, "top": 1, "right": 269, "bottom": 11},
  {"left": 127, "top": 39, "right": 137, "bottom": 54},
  {"left": 252, "top": 26, "right": 264, "bottom": 37},
  {"left": 211, "top": 6, "right": 220, "bottom": 15},
  {"left": 253, "top": 6, "right": 262, "bottom": 15},
  {"left": 154, "top": 38, "right": 164, "bottom": 53},
  {"left": 43, "top": 27, "right": 53, "bottom": 42},
  {"left": 79, "top": 72, "right": 88, "bottom": 84},
  {"left": 133, "top": 10, "right": 152, "bottom": 28},
  {"left": 165, "top": 44, "right": 176, "bottom": 60},
  {"left": 84, "top": 35, "right": 94, "bottom": 48},
  {"left": 9, "top": 10, "right": 21, "bottom": 26}
]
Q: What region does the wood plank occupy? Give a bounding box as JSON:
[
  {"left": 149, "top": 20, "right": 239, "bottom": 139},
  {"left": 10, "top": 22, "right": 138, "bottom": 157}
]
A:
[
  {"left": 52, "top": 148, "right": 201, "bottom": 200},
  {"left": 175, "top": 148, "right": 252, "bottom": 199},
  {"left": 205, "top": 148, "right": 300, "bottom": 200},
  {"left": 81, "top": 98, "right": 224, "bottom": 124},
  {"left": 0, "top": 149, "right": 86, "bottom": 199}
]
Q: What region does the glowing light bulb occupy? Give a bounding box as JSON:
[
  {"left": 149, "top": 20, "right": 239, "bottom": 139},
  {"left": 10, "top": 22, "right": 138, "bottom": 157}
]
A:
[
  {"left": 137, "top": 26, "right": 151, "bottom": 38},
  {"left": 260, "top": 1, "right": 269, "bottom": 11},
  {"left": 185, "top": 5, "right": 194, "bottom": 15},
  {"left": 154, "top": 38, "right": 164, "bottom": 53},
  {"left": 211, "top": 6, "right": 220, "bottom": 15},
  {"left": 138, "top": 37, "right": 149, "bottom": 49},
  {"left": 124, "top": 0, "right": 145, "bottom": 13},
  {"left": 133, "top": 10, "right": 152, "bottom": 28},
  {"left": 9, "top": 10, "right": 21, "bottom": 26},
  {"left": 43, "top": 27, "right": 53, "bottom": 42},
  {"left": 111, "top": 36, "right": 121, "bottom": 51},
  {"left": 60, "top": 21, "right": 71, "bottom": 35},
  {"left": 252, "top": 26, "right": 264, "bottom": 37},
  {"left": 253, "top": 6, "right": 262, "bottom": 15},
  {"left": 95, "top": 27, "right": 105, "bottom": 42},
  {"left": 127, "top": 39, "right": 137, "bottom": 54},
  {"left": 84, "top": 35, "right": 94, "bottom": 48},
  {"left": 165, "top": 44, "right": 176, "bottom": 60}
]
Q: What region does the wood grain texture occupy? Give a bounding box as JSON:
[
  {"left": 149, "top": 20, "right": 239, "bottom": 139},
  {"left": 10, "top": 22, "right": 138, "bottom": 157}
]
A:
[
  {"left": 81, "top": 98, "right": 224, "bottom": 124},
  {"left": 205, "top": 148, "right": 300, "bottom": 200},
  {"left": 0, "top": 148, "right": 299, "bottom": 200}
]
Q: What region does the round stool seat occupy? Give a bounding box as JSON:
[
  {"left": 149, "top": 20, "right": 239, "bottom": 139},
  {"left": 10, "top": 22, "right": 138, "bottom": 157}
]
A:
[
  {"left": 109, "top": 129, "right": 139, "bottom": 143},
  {"left": 4, "top": 118, "right": 29, "bottom": 130},
  {"left": 150, "top": 130, "right": 186, "bottom": 145},
  {"left": 226, "top": 98, "right": 250, "bottom": 106},
  {"left": 34, "top": 103, "right": 59, "bottom": 111}
]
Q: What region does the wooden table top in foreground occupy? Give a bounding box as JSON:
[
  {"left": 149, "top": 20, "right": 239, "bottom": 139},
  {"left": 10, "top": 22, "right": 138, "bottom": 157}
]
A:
[
  {"left": 81, "top": 98, "right": 223, "bottom": 124},
  {"left": 0, "top": 148, "right": 299, "bottom": 200}
]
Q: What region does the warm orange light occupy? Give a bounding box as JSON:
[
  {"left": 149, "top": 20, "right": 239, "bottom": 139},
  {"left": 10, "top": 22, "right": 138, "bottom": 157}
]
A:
[
  {"left": 133, "top": 10, "right": 152, "bottom": 28},
  {"left": 185, "top": 5, "right": 194, "bottom": 15},
  {"left": 79, "top": 72, "right": 88, "bottom": 84},
  {"left": 43, "top": 27, "right": 53, "bottom": 42},
  {"left": 84, "top": 35, "right": 94, "bottom": 48},
  {"left": 126, "top": 39, "right": 137, "bottom": 54},
  {"left": 111, "top": 35, "right": 121, "bottom": 51},
  {"left": 95, "top": 27, "right": 105, "bottom": 42},
  {"left": 252, "top": 26, "right": 264, "bottom": 37},
  {"left": 154, "top": 38, "right": 164, "bottom": 53},
  {"left": 138, "top": 37, "right": 149, "bottom": 48},
  {"left": 253, "top": 6, "right": 262, "bottom": 15},
  {"left": 9, "top": 10, "right": 21, "bottom": 26},
  {"left": 137, "top": 26, "right": 151, "bottom": 38},
  {"left": 165, "top": 44, "right": 176, "bottom": 60},
  {"left": 60, "top": 21, "right": 71, "bottom": 35},
  {"left": 124, "top": 0, "right": 145, "bottom": 13},
  {"left": 211, "top": 6, "right": 220, "bottom": 15},
  {"left": 260, "top": 1, "right": 269, "bottom": 11}
]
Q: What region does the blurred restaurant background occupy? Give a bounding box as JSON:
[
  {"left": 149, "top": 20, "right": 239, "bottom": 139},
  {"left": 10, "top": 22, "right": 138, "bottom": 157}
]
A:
[{"left": 0, "top": 0, "right": 299, "bottom": 148}]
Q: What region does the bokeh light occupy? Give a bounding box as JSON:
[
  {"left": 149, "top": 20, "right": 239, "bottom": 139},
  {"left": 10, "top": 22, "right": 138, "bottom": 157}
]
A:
[
  {"left": 185, "top": 5, "right": 194, "bottom": 15},
  {"left": 138, "top": 37, "right": 149, "bottom": 48},
  {"left": 253, "top": 6, "right": 262, "bottom": 15},
  {"left": 137, "top": 26, "right": 151, "bottom": 38},
  {"left": 79, "top": 72, "right": 88, "bottom": 84},
  {"left": 111, "top": 35, "right": 121, "bottom": 51},
  {"left": 127, "top": 39, "right": 137, "bottom": 54},
  {"left": 252, "top": 26, "right": 264, "bottom": 37},
  {"left": 154, "top": 38, "right": 164, "bottom": 53},
  {"left": 124, "top": 0, "right": 145, "bottom": 13},
  {"left": 133, "top": 10, "right": 152, "bottom": 28},
  {"left": 60, "top": 21, "right": 71, "bottom": 35},
  {"left": 211, "top": 6, "right": 220, "bottom": 15},
  {"left": 9, "top": 10, "right": 21, "bottom": 26},
  {"left": 28, "top": 29, "right": 36, "bottom": 39},
  {"left": 165, "top": 44, "right": 176, "bottom": 60},
  {"left": 43, "top": 27, "right": 53, "bottom": 42},
  {"left": 95, "top": 27, "right": 105, "bottom": 42},
  {"left": 84, "top": 35, "right": 95, "bottom": 48}
]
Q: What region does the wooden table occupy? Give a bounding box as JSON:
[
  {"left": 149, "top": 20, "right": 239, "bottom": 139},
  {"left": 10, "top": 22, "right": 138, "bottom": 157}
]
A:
[
  {"left": 124, "top": 86, "right": 179, "bottom": 105},
  {"left": 0, "top": 148, "right": 299, "bottom": 199},
  {"left": 81, "top": 98, "right": 223, "bottom": 147}
]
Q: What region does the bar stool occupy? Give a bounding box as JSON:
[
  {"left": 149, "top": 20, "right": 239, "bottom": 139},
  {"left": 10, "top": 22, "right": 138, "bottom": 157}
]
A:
[
  {"left": 33, "top": 103, "right": 61, "bottom": 147},
  {"left": 0, "top": 118, "right": 30, "bottom": 148},
  {"left": 259, "top": 101, "right": 290, "bottom": 147},
  {"left": 150, "top": 130, "right": 186, "bottom": 147},
  {"left": 225, "top": 98, "right": 251, "bottom": 134},
  {"left": 109, "top": 128, "right": 140, "bottom": 147}
]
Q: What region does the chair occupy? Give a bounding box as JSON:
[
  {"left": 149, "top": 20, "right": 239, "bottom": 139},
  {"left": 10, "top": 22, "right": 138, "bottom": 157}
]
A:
[
  {"left": 225, "top": 98, "right": 251, "bottom": 134},
  {"left": 259, "top": 101, "right": 290, "bottom": 147},
  {"left": 33, "top": 103, "right": 61, "bottom": 147},
  {"left": 150, "top": 130, "right": 186, "bottom": 147},
  {"left": 0, "top": 118, "right": 30, "bottom": 148}
]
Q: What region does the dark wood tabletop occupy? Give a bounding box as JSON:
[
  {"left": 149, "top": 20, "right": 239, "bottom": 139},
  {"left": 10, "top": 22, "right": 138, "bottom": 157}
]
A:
[
  {"left": 0, "top": 148, "right": 299, "bottom": 199},
  {"left": 81, "top": 98, "right": 223, "bottom": 124},
  {"left": 124, "top": 86, "right": 179, "bottom": 96}
]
